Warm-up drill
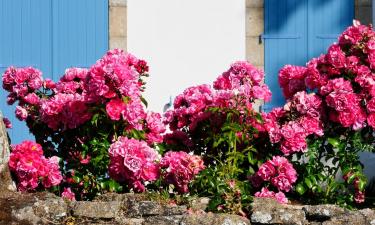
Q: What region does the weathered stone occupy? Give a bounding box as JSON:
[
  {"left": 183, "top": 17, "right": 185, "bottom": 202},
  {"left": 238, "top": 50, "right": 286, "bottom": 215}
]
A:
[
  {"left": 189, "top": 197, "right": 210, "bottom": 211},
  {"left": 72, "top": 201, "right": 121, "bottom": 219},
  {"left": 143, "top": 215, "right": 184, "bottom": 225},
  {"left": 109, "top": 37, "right": 127, "bottom": 51},
  {"left": 124, "top": 200, "right": 187, "bottom": 217},
  {"left": 358, "top": 208, "right": 375, "bottom": 224},
  {"left": 0, "top": 192, "right": 68, "bottom": 225},
  {"left": 246, "top": 0, "right": 264, "bottom": 8},
  {"left": 180, "top": 213, "right": 250, "bottom": 225},
  {"left": 1, "top": 192, "right": 374, "bottom": 225},
  {"left": 110, "top": 0, "right": 127, "bottom": 7},
  {"left": 32, "top": 194, "right": 68, "bottom": 222},
  {"left": 251, "top": 197, "right": 307, "bottom": 225},
  {"left": 246, "top": 36, "right": 264, "bottom": 68},
  {"left": 246, "top": 7, "right": 264, "bottom": 37},
  {"left": 322, "top": 212, "right": 367, "bottom": 225},
  {"left": 303, "top": 204, "right": 348, "bottom": 222},
  {"left": 109, "top": 5, "right": 127, "bottom": 37},
  {"left": 0, "top": 111, "right": 16, "bottom": 192}
]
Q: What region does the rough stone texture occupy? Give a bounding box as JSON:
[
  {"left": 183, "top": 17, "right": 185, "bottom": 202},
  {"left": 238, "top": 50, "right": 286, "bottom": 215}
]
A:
[
  {"left": 246, "top": 0, "right": 264, "bottom": 69},
  {"left": 109, "top": 0, "right": 127, "bottom": 51},
  {"left": 0, "top": 193, "right": 374, "bottom": 224},
  {"left": 0, "top": 111, "right": 16, "bottom": 192},
  {"left": 72, "top": 201, "right": 122, "bottom": 219},
  {"left": 251, "top": 198, "right": 307, "bottom": 225},
  {"left": 303, "top": 204, "right": 348, "bottom": 221}
]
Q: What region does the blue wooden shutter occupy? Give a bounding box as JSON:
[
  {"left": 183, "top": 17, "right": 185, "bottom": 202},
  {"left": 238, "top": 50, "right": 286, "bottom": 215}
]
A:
[
  {"left": 264, "top": 0, "right": 308, "bottom": 111},
  {"left": 264, "top": 0, "right": 354, "bottom": 110},
  {"left": 307, "top": 0, "right": 354, "bottom": 59},
  {"left": 0, "top": 0, "right": 108, "bottom": 144},
  {"left": 0, "top": 0, "right": 53, "bottom": 144},
  {"left": 52, "top": 0, "right": 108, "bottom": 79}
]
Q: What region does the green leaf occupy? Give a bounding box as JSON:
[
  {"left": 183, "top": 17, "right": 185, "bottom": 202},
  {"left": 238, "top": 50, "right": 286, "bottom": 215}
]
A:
[
  {"left": 358, "top": 179, "right": 366, "bottom": 191},
  {"left": 140, "top": 96, "right": 148, "bottom": 107},
  {"left": 304, "top": 177, "right": 313, "bottom": 188},
  {"left": 328, "top": 137, "right": 340, "bottom": 148},
  {"left": 296, "top": 183, "right": 306, "bottom": 195},
  {"left": 347, "top": 173, "right": 357, "bottom": 184}
]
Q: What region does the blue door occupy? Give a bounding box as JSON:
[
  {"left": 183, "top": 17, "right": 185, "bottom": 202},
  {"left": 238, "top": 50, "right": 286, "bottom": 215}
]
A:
[
  {"left": 264, "top": 0, "right": 354, "bottom": 110},
  {"left": 0, "top": 0, "right": 108, "bottom": 144}
]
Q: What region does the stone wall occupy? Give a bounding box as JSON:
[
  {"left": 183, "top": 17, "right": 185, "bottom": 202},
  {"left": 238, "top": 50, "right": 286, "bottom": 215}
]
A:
[{"left": 0, "top": 191, "right": 374, "bottom": 225}]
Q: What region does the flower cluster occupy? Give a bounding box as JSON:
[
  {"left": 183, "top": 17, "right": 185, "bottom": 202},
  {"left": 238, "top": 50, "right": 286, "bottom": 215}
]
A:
[
  {"left": 165, "top": 61, "right": 271, "bottom": 132},
  {"left": 264, "top": 91, "right": 323, "bottom": 155},
  {"left": 160, "top": 151, "right": 205, "bottom": 193},
  {"left": 254, "top": 187, "right": 288, "bottom": 204},
  {"left": 3, "top": 117, "right": 12, "bottom": 129},
  {"left": 278, "top": 20, "right": 375, "bottom": 130},
  {"left": 3, "top": 49, "right": 165, "bottom": 142},
  {"left": 8, "top": 141, "right": 62, "bottom": 191},
  {"left": 108, "top": 137, "right": 160, "bottom": 192},
  {"left": 252, "top": 156, "right": 297, "bottom": 203},
  {"left": 213, "top": 61, "right": 271, "bottom": 103}
]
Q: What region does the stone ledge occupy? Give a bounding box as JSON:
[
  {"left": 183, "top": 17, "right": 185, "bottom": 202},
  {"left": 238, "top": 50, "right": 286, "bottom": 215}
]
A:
[{"left": 0, "top": 192, "right": 374, "bottom": 225}]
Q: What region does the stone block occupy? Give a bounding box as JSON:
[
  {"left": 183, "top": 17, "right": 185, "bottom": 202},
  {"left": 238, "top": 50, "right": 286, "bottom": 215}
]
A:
[
  {"left": 0, "top": 111, "right": 16, "bottom": 192},
  {"left": 246, "top": 36, "right": 264, "bottom": 67},
  {"left": 251, "top": 198, "right": 307, "bottom": 225},
  {"left": 72, "top": 201, "right": 121, "bottom": 219},
  {"left": 109, "top": 6, "right": 127, "bottom": 37},
  {"left": 110, "top": 0, "right": 127, "bottom": 7},
  {"left": 246, "top": 7, "right": 264, "bottom": 37},
  {"left": 110, "top": 37, "right": 127, "bottom": 51},
  {"left": 246, "top": 0, "right": 264, "bottom": 8},
  {"left": 303, "top": 204, "right": 348, "bottom": 221}
]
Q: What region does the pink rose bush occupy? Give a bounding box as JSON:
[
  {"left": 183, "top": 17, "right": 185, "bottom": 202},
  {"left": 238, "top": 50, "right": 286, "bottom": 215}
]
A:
[
  {"left": 8, "top": 141, "right": 62, "bottom": 191},
  {"left": 3, "top": 21, "right": 375, "bottom": 213},
  {"left": 272, "top": 20, "right": 375, "bottom": 205},
  {"left": 2, "top": 49, "right": 205, "bottom": 200}
]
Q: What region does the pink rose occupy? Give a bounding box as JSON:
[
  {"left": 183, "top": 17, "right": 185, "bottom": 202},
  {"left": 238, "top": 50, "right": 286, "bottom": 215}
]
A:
[{"left": 106, "top": 98, "right": 126, "bottom": 121}]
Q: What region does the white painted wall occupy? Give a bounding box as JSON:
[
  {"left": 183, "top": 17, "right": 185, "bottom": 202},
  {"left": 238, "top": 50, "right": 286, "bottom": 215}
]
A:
[{"left": 127, "top": 0, "right": 245, "bottom": 112}]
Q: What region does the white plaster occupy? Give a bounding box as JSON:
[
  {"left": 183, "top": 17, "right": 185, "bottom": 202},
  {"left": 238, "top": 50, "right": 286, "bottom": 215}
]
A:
[{"left": 128, "top": 0, "right": 246, "bottom": 112}]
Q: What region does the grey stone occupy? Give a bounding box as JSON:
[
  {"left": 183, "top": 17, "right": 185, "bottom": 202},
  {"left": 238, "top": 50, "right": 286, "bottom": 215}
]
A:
[
  {"left": 32, "top": 195, "right": 68, "bottom": 222},
  {"left": 72, "top": 201, "right": 121, "bottom": 219},
  {"left": 0, "top": 111, "right": 16, "bottom": 192},
  {"left": 322, "top": 212, "right": 367, "bottom": 225},
  {"left": 251, "top": 198, "right": 307, "bottom": 225},
  {"left": 189, "top": 197, "right": 210, "bottom": 211},
  {"left": 180, "top": 213, "right": 250, "bottom": 225},
  {"left": 303, "top": 204, "right": 348, "bottom": 221}
]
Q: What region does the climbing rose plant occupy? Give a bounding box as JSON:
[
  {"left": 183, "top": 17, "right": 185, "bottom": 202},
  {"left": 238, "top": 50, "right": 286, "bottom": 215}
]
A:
[
  {"left": 2, "top": 49, "right": 204, "bottom": 200},
  {"left": 272, "top": 20, "right": 375, "bottom": 206}
]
